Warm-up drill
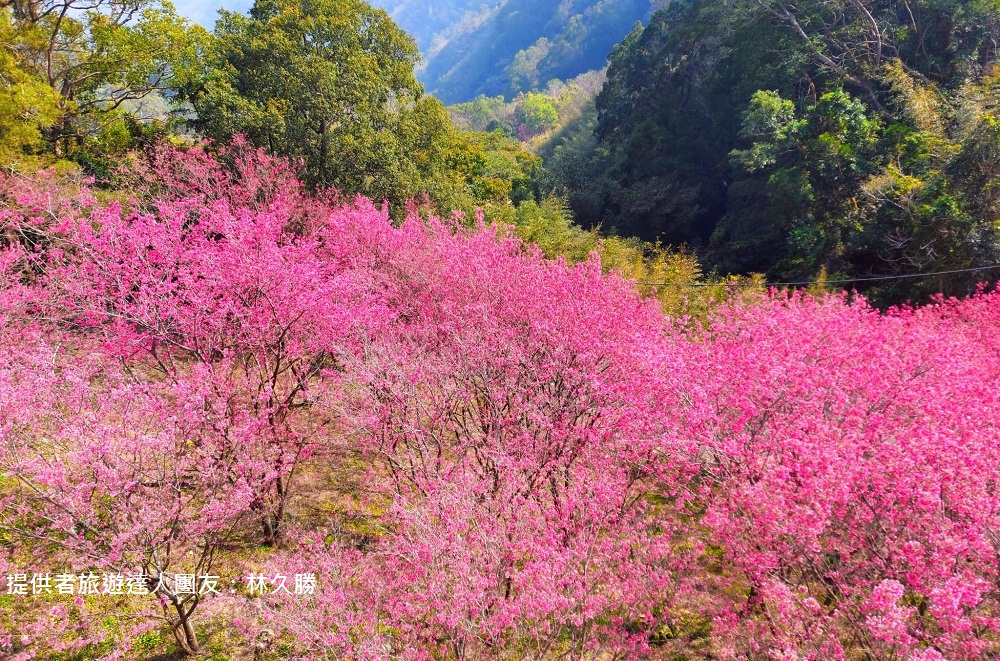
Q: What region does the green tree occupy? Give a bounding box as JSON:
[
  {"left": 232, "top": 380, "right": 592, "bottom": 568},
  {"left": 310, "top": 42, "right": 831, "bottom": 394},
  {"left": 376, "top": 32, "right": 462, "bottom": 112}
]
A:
[
  {"left": 2, "top": 0, "right": 202, "bottom": 156},
  {"left": 187, "top": 0, "right": 424, "bottom": 204},
  {"left": 521, "top": 92, "right": 559, "bottom": 134},
  {"left": 449, "top": 94, "right": 512, "bottom": 132},
  {"left": 507, "top": 38, "right": 550, "bottom": 94},
  {"left": 729, "top": 90, "right": 800, "bottom": 172},
  {"left": 0, "top": 10, "right": 60, "bottom": 160}
]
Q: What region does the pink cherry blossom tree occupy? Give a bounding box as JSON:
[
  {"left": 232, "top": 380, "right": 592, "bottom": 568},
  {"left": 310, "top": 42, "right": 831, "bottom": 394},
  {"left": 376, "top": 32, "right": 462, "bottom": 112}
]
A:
[
  {"left": 0, "top": 143, "right": 391, "bottom": 653},
  {"left": 691, "top": 292, "right": 1000, "bottom": 660},
  {"left": 248, "top": 215, "right": 702, "bottom": 659},
  {"left": 1, "top": 142, "right": 393, "bottom": 545},
  {"left": 6, "top": 141, "right": 1000, "bottom": 660},
  {"left": 0, "top": 364, "right": 264, "bottom": 656}
]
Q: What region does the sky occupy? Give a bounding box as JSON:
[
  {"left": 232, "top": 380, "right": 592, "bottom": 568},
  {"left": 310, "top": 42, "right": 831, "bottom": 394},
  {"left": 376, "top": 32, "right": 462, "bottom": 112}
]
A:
[
  {"left": 172, "top": 0, "right": 393, "bottom": 28},
  {"left": 173, "top": 0, "right": 250, "bottom": 27}
]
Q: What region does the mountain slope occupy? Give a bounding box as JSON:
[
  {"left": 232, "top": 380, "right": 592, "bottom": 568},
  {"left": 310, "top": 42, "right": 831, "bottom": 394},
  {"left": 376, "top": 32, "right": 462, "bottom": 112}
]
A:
[
  {"left": 372, "top": 0, "right": 657, "bottom": 103},
  {"left": 369, "top": 0, "right": 492, "bottom": 52},
  {"left": 550, "top": 0, "right": 1000, "bottom": 303}
]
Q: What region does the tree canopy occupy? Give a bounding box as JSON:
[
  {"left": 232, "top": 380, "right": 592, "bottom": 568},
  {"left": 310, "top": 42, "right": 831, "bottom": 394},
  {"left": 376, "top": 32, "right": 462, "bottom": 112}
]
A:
[
  {"left": 188, "top": 0, "right": 421, "bottom": 196},
  {"left": 1, "top": 0, "right": 201, "bottom": 157},
  {"left": 550, "top": 0, "right": 1000, "bottom": 303}
]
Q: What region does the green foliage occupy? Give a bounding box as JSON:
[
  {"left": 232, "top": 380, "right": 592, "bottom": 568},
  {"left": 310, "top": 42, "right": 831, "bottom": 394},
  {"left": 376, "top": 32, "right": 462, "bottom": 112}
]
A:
[
  {"left": 132, "top": 630, "right": 167, "bottom": 654},
  {"left": 183, "top": 0, "right": 553, "bottom": 217},
  {"left": 448, "top": 94, "right": 513, "bottom": 133},
  {"left": 521, "top": 92, "right": 559, "bottom": 134},
  {"left": 719, "top": 89, "right": 884, "bottom": 276},
  {"left": 505, "top": 195, "right": 757, "bottom": 317},
  {"left": 189, "top": 0, "right": 423, "bottom": 202},
  {"left": 449, "top": 69, "right": 607, "bottom": 154},
  {"left": 508, "top": 37, "right": 551, "bottom": 93},
  {"left": 414, "top": 119, "right": 546, "bottom": 217},
  {"left": 2, "top": 0, "right": 203, "bottom": 158},
  {"left": 552, "top": 0, "right": 1000, "bottom": 304},
  {"left": 730, "top": 90, "right": 800, "bottom": 172},
  {"left": 0, "top": 12, "right": 61, "bottom": 162}
]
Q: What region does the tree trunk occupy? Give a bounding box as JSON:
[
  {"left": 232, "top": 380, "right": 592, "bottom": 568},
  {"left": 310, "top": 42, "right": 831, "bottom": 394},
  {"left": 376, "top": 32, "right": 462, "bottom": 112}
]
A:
[{"left": 165, "top": 598, "right": 200, "bottom": 655}]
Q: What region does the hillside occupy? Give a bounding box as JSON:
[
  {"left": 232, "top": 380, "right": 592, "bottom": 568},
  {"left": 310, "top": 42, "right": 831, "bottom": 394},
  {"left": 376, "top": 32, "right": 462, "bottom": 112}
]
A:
[
  {"left": 367, "top": 0, "right": 488, "bottom": 52},
  {"left": 8, "top": 0, "right": 1000, "bottom": 658},
  {"left": 547, "top": 0, "right": 1000, "bottom": 304},
  {"left": 372, "top": 0, "right": 658, "bottom": 103}
]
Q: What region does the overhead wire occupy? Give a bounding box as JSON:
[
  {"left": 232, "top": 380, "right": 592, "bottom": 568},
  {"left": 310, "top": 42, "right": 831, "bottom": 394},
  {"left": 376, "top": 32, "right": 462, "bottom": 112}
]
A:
[{"left": 635, "top": 264, "right": 1000, "bottom": 288}]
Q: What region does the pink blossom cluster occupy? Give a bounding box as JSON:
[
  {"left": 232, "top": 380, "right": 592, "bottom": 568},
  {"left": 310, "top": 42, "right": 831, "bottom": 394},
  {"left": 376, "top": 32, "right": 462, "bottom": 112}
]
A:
[
  {"left": 2, "top": 143, "right": 1000, "bottom": 659},
  {"left": 689, "top": 293, "right": 1000, "bottom": 659}
]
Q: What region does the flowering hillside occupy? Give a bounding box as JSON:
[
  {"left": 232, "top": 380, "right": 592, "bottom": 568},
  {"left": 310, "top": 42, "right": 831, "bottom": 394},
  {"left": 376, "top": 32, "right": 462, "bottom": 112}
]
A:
[{"left": 2, "top": 144, "right": 1000, "bottom": 660}]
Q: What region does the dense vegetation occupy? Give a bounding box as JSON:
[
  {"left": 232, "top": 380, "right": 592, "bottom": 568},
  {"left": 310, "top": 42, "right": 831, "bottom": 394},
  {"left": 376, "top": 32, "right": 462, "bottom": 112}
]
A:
[
  {"left": 3, "top": 143, "right": 1000, "bottom": 660},
  {"left": 447, "top": 70, "right": 606, "bottom": 147},
  {"left": 548, "top": 0, "right": 1000, "bottom": 303},
  {"left": 0, "top": 0, "right": 548, "bottom": 216},
  {"left": 5, "top": 0, "right": 1000, "bottom": 658},
  {"left": 373, "top": 0, "right": 656, "bottom": 103},
  {"left": 0, "top": 0, "right": 720, "bottom": 303}
]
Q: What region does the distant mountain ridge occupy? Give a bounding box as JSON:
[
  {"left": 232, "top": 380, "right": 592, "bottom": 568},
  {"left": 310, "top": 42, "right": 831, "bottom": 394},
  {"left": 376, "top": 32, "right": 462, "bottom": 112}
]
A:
[
  {"left": 371, "top": 0, "right": 658, "bottom": 103},
  {"left": 368, "top": 1, "right": 492, "bottom": 53}
]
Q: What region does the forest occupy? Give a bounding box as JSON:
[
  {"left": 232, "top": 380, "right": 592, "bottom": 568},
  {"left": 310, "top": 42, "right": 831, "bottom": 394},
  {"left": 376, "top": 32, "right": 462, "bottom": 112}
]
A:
[
  {"left": 549, "top": 0, "right": 1000, "bottom": 304},
  {"left": 4, "top": 0, "right": 1000, "bottom": 659}
]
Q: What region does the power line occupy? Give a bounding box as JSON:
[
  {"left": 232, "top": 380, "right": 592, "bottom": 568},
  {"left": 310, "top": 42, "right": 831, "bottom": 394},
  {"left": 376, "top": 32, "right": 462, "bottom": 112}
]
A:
[{"left": 635, "top": 264, "right": 1000, "bottom": 288}]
